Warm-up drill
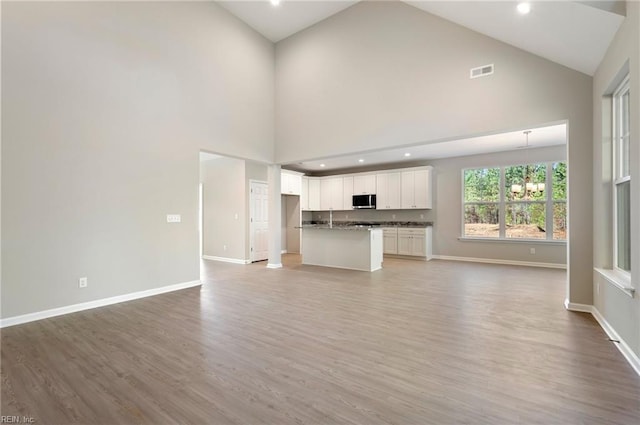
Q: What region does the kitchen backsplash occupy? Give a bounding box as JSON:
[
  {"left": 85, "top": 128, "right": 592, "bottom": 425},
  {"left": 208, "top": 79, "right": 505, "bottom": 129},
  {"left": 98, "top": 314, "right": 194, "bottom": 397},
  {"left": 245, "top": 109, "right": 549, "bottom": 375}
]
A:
[{"left": 303, "top": 209, "right": 434, "bottom": 223}]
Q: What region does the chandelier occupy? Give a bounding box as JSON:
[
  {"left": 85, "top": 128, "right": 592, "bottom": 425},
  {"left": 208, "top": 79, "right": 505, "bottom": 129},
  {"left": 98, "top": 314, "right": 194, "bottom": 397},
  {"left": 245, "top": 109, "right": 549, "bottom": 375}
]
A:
[{"left": 510, "top": 131, "right": 545, "bottom": 199}]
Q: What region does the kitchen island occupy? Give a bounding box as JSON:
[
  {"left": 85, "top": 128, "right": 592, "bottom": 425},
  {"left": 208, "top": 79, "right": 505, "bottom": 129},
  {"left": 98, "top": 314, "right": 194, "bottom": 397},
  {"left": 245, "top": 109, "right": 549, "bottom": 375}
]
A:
[{"left": 300, "top": 225, "right": 383, "bottom": 272}]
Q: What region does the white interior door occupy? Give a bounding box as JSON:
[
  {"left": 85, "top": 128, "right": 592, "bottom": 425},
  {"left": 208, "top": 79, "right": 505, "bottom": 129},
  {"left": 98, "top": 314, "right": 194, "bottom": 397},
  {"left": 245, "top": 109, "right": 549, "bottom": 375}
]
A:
[{"left": 250, "top": 181, "right": 269, "bottom": 262}]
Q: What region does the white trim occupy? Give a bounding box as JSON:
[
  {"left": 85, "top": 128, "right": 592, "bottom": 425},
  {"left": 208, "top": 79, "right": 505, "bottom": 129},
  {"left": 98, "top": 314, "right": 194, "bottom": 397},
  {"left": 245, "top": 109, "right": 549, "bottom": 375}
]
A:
[
  {"left": 266, "top": 263, "right": 283, "bottom": 269},
  {"left": 458, "top": 237, "right": 566, "bottom": 245},
  {"left": 431, "top": 255, "right": 566, "bottom": 269},
  {"left": 281, "top": 250, "right": 288, "bottom": 254},
  {"left": 592, "top": 307, "right": 640, "bottom": 377},
  {"left": 562, "top": 300, "right": 640, "bottom": 377},
  {"left": 0, "top": 280, "right": 202, "bottom": 328},
  {"left": 563, "top": 299, "right": 593, "bottom": 313},
  {"left": 594, "top": 268, "right": 635, "bottom": 298},
  {"left": 202, "top": 255, "right": 251, "bottom": 265}
]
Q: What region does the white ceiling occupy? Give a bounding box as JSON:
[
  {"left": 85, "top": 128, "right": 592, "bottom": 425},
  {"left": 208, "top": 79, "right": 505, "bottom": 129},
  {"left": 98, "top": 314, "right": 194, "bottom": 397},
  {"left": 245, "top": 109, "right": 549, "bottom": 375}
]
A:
[
  {"left": 218, "top": 1, "right": 359, "bottom": 42},
  {"left": 290, "top": 124, "right": 567, "bottom": 172},
  {"left": 217, "top": 0, "right": 624, "bottom": 75},
  {"left": 406, "top": 0, "right": 624, "bottom": 76}
]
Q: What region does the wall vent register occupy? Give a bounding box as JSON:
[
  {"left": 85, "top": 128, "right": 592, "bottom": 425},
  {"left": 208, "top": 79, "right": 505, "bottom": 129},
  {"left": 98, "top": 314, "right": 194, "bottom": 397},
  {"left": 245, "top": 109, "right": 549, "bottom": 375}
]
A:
[{"left": 470, "top": 64, "right": 494, "bottom": 79}]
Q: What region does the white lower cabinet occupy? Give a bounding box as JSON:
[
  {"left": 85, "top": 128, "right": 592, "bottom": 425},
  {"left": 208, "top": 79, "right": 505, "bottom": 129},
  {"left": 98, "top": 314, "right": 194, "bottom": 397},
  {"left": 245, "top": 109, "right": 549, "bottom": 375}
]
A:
[
  {"left": 392, "top": 227, "right": 432, "bottom": 259},
  {"left": 382, "top": 228, "right": 398, "bottom": 254}
]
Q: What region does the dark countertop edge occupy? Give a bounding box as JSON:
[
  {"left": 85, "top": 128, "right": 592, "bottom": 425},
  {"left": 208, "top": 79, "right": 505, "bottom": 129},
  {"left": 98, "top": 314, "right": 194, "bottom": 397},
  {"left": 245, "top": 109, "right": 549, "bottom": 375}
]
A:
[
  {"left": 301, "top": 221, "right": 433, "bottom": 228},
  {"left": 296, "top": 225, "right": 382, "bottom": 231}
]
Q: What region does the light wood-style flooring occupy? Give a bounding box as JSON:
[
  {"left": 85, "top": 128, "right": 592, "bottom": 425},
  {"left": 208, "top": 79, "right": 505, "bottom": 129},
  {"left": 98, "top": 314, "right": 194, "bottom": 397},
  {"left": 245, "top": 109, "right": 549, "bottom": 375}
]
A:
[{"left": 2, "top": 256, "right": 639, "bottom": 424}]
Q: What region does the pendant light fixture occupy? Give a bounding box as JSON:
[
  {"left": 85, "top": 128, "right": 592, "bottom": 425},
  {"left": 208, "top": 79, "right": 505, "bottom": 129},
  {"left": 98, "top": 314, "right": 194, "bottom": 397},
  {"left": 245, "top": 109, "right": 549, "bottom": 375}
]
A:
[{"left": 511, "top": 131, "right": 545, "bottom": 199}]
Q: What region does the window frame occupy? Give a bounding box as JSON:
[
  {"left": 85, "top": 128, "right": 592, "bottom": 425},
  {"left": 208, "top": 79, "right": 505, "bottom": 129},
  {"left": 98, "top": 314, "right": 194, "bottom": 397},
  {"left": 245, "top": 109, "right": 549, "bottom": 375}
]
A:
[
  {"left": 462, "top": 161, "right": 567, "bottom": 242},
  {"left": 612, "top": 76, "right": 631, "bottom": 276}
]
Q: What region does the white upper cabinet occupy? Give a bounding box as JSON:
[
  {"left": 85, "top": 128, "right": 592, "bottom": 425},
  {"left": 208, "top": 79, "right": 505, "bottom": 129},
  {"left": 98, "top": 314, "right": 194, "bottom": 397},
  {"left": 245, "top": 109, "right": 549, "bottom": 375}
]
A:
[
  {"left": 376, "top": 172, "right": 401, "bottom": 209},
  {"left": 308, "top": 178, "right": 321, "bottom": 211},
  {"left": 299, "top": 166, "right": 432, "bottom": 211},
  {"left": 401, "top": 167, "right": 432, "bottom": 209},
  {"left": 300, "top": 177, "right": 309, "bottom": 210},
  {"left": 353, "top": 174, "right": 376, "bottom": 195},
  {"left": 343, "top": 176, "right": 354, "bottom": 209},
  {"left": 281, "top": 172, "right": 302, "bottom": 195},
  {"left": 320, "top": 177, "right": 344, "bottom": 210}
]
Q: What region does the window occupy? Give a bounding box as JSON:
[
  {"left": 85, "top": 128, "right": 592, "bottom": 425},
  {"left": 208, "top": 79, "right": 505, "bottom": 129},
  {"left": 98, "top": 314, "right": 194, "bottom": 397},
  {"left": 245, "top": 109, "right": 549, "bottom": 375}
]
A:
[
  {"left": 613, "top": 77, "right": 630, "bottom": 273},
  {"left": 463, "top": 161, "right": 566, "bottom": 241},
  {"left": 464, "top": 168, "right": 500, "bottom": 238}
]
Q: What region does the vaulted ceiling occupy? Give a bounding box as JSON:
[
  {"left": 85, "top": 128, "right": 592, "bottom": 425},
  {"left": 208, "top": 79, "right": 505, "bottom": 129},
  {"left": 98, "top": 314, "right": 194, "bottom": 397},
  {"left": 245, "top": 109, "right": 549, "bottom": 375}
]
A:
[
  {"left": 216, "top": 1, "right": 622, "bottom": 171},
  {"left": 218, "top": 0, "right": 625, "bottom": 76}
]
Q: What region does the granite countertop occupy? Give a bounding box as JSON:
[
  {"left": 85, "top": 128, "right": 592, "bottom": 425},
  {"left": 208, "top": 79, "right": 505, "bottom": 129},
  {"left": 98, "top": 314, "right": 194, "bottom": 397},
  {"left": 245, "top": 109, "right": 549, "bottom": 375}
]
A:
[
  {"left": 300, "top": 221, "right": 433, "bottom": 228},
  {"left": 297, "top": 224, "right": 382, "bottom": 231}
]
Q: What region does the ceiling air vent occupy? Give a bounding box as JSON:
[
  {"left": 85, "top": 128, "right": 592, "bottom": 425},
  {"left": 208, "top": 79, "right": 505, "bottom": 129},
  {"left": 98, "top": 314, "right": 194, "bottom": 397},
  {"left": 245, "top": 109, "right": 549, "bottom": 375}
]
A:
[{"left": 470, "top": 64, "right": 494, "bottom": 79}]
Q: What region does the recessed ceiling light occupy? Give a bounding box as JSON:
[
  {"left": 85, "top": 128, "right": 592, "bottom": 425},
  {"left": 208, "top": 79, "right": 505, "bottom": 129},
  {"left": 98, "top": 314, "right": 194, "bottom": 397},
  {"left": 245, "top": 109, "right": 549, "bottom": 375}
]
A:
[
  {"left": 404, "top": 153, "right": 411, "bottom": 157},
  {"left": 358, "top": 159, "right": 365, "bottom": 163},
  {"left": 270, "top": 0, "right": 281, "bottom": 6},
  {"left": 319, "top": 163, "right": 326, "bottom": 168},
  {"left": 517, "top": 2, "right": 531, "bottom": 14}
]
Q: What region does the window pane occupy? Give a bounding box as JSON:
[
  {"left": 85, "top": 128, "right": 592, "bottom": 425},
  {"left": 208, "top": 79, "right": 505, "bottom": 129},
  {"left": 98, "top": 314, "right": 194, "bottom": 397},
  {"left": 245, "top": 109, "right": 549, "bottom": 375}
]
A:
[
  {"left": 505, "top": 202, "right": 546, "bottom": 239},
  {"left": 616, "top": 87, "right": 630, "bottom": 179},
  {"left": 553, "top": 202, "right": 567, "bottom": 240},
  {"left": 464, "top": 204, "right": 499, "bottom": 237},
  {"left": 622, "top": 90, "right": 629, "bottom": 135},
  {"left": 505, "top": 164, "right": 546, "bottom": 202},
  {"left": 464, "top": 168, "right": 500, "bottom": 202},
  {"left": 552, "top": 162, "right": 567, "bottom": 200},
  {"left": 621, "top": 135, "right": 630, "bottom": 177},
  {"left": 616, "top": 181, "right": 631, "bottom": 271}
]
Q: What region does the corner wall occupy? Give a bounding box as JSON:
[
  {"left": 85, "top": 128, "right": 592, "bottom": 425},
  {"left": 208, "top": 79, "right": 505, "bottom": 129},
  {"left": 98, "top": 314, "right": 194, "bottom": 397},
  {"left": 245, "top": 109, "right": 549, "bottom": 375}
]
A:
[{"left": 592, "top": 1, "right": 640, "bottom": 362}]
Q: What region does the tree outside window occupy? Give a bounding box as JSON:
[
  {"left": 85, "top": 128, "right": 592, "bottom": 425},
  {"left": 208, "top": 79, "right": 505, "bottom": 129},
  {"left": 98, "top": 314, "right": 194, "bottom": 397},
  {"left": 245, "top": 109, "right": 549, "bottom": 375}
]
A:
[{"left": 463, "top": 161, "right": 566, "bottom": 241}]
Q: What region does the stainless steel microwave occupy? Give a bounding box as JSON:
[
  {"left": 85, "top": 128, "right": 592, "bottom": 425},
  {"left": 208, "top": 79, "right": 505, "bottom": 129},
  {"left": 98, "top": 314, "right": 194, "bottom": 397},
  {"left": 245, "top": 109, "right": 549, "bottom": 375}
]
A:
[{"left": 352, "top": 194, "right": 376, "bottom": 209}]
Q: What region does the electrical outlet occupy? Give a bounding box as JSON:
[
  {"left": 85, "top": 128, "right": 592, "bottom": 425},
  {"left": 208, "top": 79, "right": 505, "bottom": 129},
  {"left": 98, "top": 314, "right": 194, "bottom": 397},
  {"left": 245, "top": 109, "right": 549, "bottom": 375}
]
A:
[
  {"left": 392, "top": 214, "right": 396, "bottom": 219},
  {"left": 530, "top": 248, "right": 536, "bottom": 255},
  {"left": 420, "top": 214, "right": 424, "bottom": 219},
  {"left": 223, "top": 245, "right": 227, "bottom": 251},
  {"left": 345, "top": 214, "right": 349, "bottom": 219},
  {"left": 234, "top": 213, "right": 238, "bottom": 220},
  {"left": 166, "top": 214, "right": 181, "bottom": 223},
  {"left": 597, "top": 282, "right": 600, "bottom": 295},
  {"left": 78, "top": 277, "right": 88, "bottom": 288}
]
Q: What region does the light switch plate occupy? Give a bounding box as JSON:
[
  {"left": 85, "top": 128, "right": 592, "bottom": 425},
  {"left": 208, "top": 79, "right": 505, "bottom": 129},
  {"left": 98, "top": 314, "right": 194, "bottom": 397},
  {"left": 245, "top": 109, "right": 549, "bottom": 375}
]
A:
[{"left": 167, "top": 214, "right": 181, "bottom": 223}]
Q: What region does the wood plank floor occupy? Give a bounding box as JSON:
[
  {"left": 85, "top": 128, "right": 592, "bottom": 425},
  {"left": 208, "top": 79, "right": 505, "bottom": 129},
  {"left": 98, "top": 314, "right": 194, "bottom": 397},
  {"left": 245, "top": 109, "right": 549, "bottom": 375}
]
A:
[{"left": 2, "top": 256, "right": 639, "bottom": 424}]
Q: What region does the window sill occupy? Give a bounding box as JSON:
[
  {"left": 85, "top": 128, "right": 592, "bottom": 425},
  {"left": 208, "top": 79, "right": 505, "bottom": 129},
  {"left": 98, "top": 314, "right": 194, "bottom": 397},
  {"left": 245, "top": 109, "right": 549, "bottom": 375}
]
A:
[
  {"left": 458, "top": 237, "right": 567, "bottom": 245},
  {"left": 594, "top": 268, "right": 635, "bottom": 298}
]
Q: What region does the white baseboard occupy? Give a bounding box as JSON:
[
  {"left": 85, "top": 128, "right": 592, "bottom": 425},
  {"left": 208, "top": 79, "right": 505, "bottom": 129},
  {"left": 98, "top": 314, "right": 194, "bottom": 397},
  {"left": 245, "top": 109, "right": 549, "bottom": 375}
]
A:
[
  {"left": 267, "top": 263, "right": 283, "bottom": 269},
  {"left": 591, "top": 307, "right": 640, "bottom": 376},
  {"left": 564, "top": 299, "right": 593, "bottom": 313},
  {"left": 281, "top": 250, "right": 287, "bottom": 254},
  {"left": 563, "top": 299, "right": 640, "bottom": 377},
  {"left": 202, "top": 255, "right": 251, "bottom": 265},
  {"left": 432, "top": 255, "right": 566, "bottom": 269},
  {"left": 0, "top": 279, "right": 202, "bottom": 328}
]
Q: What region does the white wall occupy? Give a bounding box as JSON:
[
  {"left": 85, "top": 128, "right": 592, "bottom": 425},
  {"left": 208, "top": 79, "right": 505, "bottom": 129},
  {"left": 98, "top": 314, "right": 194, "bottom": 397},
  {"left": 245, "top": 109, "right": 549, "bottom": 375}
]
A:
[
  {"left": 201, "top": 158, "right": 247, "bottom": 261},
  {"left": 275, "top": 1, "right": 592, "bottom": 303},
  {"left": 1, "top": 2, "right": 275, "bottom": 319},
  {"left": 592, "top": 1, "right": 640, "bottom": 359}
]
